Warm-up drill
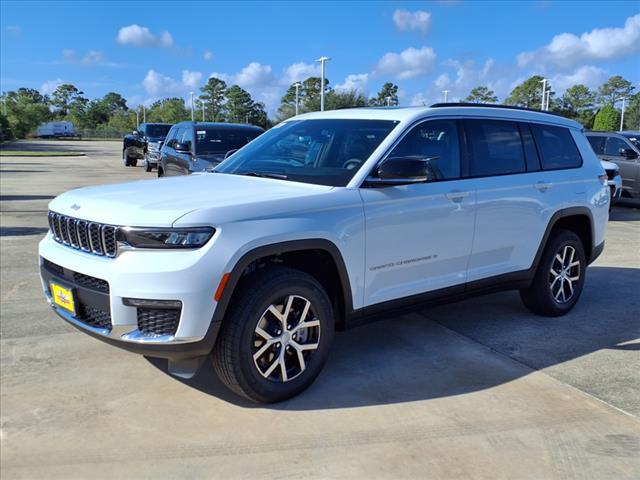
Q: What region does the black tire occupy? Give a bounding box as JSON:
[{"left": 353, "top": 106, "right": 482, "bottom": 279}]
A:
[
  {"left": 144, "top": 159, "right": 152, "bottom": 172},
  {"left": 520, "top": 229, "right": 586, "bottom": 317},
  {"left": 157, "top": 167, "right": 164, "bottom": 177},
  {"left": 213, "top": 267, "right": 335, "bottom": 403},
  {"left": 123, "top": 149, "right": 136, "bottom": 167}
]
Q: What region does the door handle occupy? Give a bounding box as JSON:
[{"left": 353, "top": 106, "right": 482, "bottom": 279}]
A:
[
  {"left": 446, "top": 191, "right": 470, "bottom": 203},
  {"left": 534, "top": 181, "right": 553, "bottom": 192}
]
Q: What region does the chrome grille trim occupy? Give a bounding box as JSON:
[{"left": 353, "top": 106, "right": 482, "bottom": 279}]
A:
[{"left": 48, "top": 211, "right": 118, "bottom": 258}]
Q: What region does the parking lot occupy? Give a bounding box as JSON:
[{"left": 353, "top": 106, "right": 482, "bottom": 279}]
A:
[{"left": 1, "top": 139, "right": 639, "bottom": 478}]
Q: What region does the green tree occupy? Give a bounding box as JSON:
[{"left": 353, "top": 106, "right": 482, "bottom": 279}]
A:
[
  {"left": 199, "top": 77, "right": 227, "bottom": 122},
  {"left": 464, "top": 86, "right": 498, "bottom": 103},
  {"left": 598, "top": 76, "right": 635, "bottom": 106},
  {"left": 99, "top": 92, "right": 128, "bottom": 116},
  {"left": 559, "top": 84, "right": 596, "bottom": 127},
  {"left": 0, "top": 112, "right": 14, "bottom": 141},
  {"left": 278, "top": 77, "right": 332, "bottom": 120},
  {"left": 624, "top": 92, "right": 640, "bottom": 131},
  {"left": 505, "top": 75, "right": 547, "bottom": 108},
  {"left": 327, "top": 89, "right": 368, "bottom": 110},
  {"left": 50, "top": 83, "right": 86, "bottom": 116},
  {"left": 369, "top": 82, "right": 399, "bottom": 106},
  {"left": 248, "top": 101, "right": 269, "bottom": 129},
  {"left": 225, "top": 85, "right": 255, "bottom": 123},
  {"left": 2, "top": 88, "right": 52, "bottom": 138},
  {"left": 592, "top": 104, "right": 621, "bottom": 131},
  {"left": 146, "top": 97, "right": 189, "bottom": 124}
]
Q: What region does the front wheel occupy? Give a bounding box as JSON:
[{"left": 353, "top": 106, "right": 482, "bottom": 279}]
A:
[
  {"left": 520, "top": 229, "right": 586, "bottom": 317},
  {"left": 213, "top": 267, "right": 334, "bottom": 403}
]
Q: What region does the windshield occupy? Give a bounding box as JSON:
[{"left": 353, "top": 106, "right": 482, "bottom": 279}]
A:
[
  {"left": 145, "top": 125, "right": 171, "bottom": 137},
  {"left": 214, "top": 119, "right": 399, "bottom": 186},
  {"left": 196, "top": 128, "right": 262, "bottom": 155}
]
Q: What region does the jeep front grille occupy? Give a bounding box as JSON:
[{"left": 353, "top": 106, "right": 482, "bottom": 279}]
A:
[{"left": 48, "top": 211, "right": 118, "bottom": 257}]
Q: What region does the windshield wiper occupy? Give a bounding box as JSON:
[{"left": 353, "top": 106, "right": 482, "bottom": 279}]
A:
[{"left": 240, "top": 171, "right": 289, "bottom": 180}]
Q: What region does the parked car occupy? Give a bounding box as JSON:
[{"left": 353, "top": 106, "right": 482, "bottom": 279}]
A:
[
  {"left": 40, "top": 104, "right": 609, "bottom": 403},
  {"left": 36, "top": 121, "right": 76, "bottom": 138},
  {"left": 586, "top": 131, "right": 640, "bottom": 198},
  {"left": 157, "top": 122, "right": 263, "bottom": 177},
  {"left": 620, "top": 131, "right": 640, "bottom": 149},
  {"left": 122, "top": 123, "right": 172, "bottom": 169}
]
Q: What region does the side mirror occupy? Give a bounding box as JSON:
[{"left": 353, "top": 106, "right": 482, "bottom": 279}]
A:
[
  {"left": 175, "top": 142, "right": 191, "bottom": 153},
  {"left": 223, "top": 148, "right": 239, "bottom": 160},
  {"left": 132, "top": 130, "right": 140, "bottom": 136},
  {"left": 365, "top": 156, "right": 434, "bottom": 186},
  {"left": 620, "top": 148, "right": 639, "bottom": 159}
]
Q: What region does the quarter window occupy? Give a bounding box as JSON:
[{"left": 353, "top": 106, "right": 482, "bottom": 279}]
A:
[
  {"left": 604, "top": 137, "right": 629, "bottom": 156},
  {"left": 531, "top": 124, "right": 582, "bottom": 170},
  {"left": 465, "top": 120, "right": 526, "bottom": 176},
  {"left": 386, "top": 120, "right": 461, "bottom": 180},
  {"left": 587, "top": 136, "right": 606, "bottom": 155}
]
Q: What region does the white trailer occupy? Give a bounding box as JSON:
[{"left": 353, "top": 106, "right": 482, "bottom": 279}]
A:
[{"left": 36, "top": 121, "right": 76, "bottom": 138}]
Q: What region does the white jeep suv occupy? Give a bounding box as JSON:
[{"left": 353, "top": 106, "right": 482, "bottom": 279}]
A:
[{"left": 39, "top": 104, "right": 609, "bottom": 402}]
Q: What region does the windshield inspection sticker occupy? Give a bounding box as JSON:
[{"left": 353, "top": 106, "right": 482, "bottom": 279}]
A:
[{"left": 196, "top": 130, "right": 206, "bottom": 135}]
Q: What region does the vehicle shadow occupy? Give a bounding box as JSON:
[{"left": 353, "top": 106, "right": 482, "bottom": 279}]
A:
[
  {"left": 610, "top": 203, "right": 640, "bottom": 222},
  {"left": 0, "top": 227, "right": 50, "bottom": 237},
  {"left": 0, "top": 140, "right": 86, "bottom": 153},
  {"left": 0, "top": 195, "right": 56, "bottom": 201},
  {"left": 146, "top": 266, "right": 640, "bottom": 410}
]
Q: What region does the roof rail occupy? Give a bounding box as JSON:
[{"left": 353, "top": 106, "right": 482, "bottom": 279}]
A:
[{"left": 429, "top": 102, "right": 566, "bottom": 117}]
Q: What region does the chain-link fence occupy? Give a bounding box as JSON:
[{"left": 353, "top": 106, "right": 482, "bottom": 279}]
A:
[{"left": 75, "top": 128, "right": 128, "bottom": 140}]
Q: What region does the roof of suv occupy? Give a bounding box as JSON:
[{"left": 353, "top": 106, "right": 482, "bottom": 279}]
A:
[
  {"left": 295, "top": 105, "right": 583, "bottom": 129},
  {"left": 174, "top": 121, "right": 264, "bottom": 131}
]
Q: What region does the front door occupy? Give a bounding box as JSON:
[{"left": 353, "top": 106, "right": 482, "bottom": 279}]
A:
[{"left": 359, "top": 119, "right": 476, "bottom": 307}]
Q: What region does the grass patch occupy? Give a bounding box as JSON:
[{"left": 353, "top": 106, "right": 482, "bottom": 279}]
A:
[{"left": 0, "top": 150, "right": 86, "bottom": 157}]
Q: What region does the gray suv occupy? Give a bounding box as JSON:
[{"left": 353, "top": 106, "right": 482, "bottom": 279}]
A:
[{"left": 586, "top": 131, "right": 640, "bottom": 198}]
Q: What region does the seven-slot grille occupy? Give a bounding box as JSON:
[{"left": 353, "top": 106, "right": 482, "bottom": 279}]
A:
[{"left": 48, "top": 211, "right": 118, "bottom": 257}]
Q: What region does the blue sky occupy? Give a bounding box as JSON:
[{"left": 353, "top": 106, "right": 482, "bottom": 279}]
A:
[{"left": 1, "top": 1, "right": 638, "bottom": 115}]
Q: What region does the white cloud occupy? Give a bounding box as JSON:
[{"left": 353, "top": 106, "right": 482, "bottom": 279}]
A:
[
  {"left": 234, "top": 62, "right": 274, "bottom": 88},
  {"left": 375, "top": 46, "right": 436, "bottom": 79},
  {"left": 57, "top": 49, "right": 120, "bottom": 67},
  {"left": 548, "top": 65, "right": 609, "bottom": 92},
  {"left": 182, "top": 70, "right": 203, "bottom": 89},
  {"left": 82, "top": 51, "right": 107, "bottom": 64},
  {"left": 335, "top": 73, "right": 369, "bottom": 92},
  {"left": 435, "top": 73, "right": 450, "bottom": 89},
  {"left": 116, "top": 24, "right": 174, "bottom": 48},
  {"left": 410, "top": 92, "right": 430, "bottom": 106},
  {"left": 6, "top": 25, "right": 21, "bottom": 37},
  {"left": 393, "top": 10, "right": 432, "bottom": 34},
  {"left": 40, "top": 79, "right": 64, "bottom": 95},
  {"left": 142, "top": 69, "right": 203, "bottom": 96},
  {"left": 203, "top": 50, "right": 214, "bottom": 61},
  {"left": 281, "top": 62, "right": 319, "bottom": 85},
  {"left": 517, "top": 14, "right": 640, "bottom": 69}
]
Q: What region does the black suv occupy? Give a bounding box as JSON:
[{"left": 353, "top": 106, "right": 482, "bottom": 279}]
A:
[
  {"left": 123, "top": 123, "right": 172, "bottom": 171},
  {"left": 158, "top": 122, "right": 263, "bottom": 177}
]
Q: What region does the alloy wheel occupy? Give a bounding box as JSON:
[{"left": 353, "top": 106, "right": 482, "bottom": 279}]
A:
[
  {"left": 549, "top": 245, "right": 580, "bottom": 303},
  {"left": 252, "top": 295, "right": 320, "bottom": 383}
]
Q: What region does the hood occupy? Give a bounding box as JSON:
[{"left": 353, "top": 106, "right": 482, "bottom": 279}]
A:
[
  {"left": 195, "top": 153, "right": 225, "bottom": 163},
  {"left": 146, "top": 136, "right": 166, "bottom": 143},
  {"left": 48, "top": 174, "right": 333, "bottom": 227},
  {"left": 599, "top": 159, "right": 619, "bottom": 172}
]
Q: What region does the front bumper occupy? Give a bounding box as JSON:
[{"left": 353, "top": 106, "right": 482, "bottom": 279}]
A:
[
  {"left": 145, "top": 151, "right": 160, "bottom": 165},
  {"left": 38, "top": 232, "right": 224, "bottom": 359}
]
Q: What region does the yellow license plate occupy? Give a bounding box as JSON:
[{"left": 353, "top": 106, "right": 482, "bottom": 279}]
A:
[{"left": 50, "top": 282, "right": 76, "bottom": 315}]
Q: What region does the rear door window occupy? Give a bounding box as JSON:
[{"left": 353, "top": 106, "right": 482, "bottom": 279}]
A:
[
  {"left": 464, "top": 119, "right": 526, "bottom": 176},
  {"left": 531, "top": 124, "right": 582, "bottom": 170},
  {"left": 587, "top": 136, "right": 606, "bottom": 155}
]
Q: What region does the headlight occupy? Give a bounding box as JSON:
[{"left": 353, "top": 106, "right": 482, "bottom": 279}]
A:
[{"left": 119, "top": 227, "right": 215, "bottom": 249}]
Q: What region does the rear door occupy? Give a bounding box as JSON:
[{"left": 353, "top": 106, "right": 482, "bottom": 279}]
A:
[
  {"left": 464, "top": 119, "right": 559, "bottom": 281},
  {"left": 360, "top": 119, "right": 476, "bottom": 306}
]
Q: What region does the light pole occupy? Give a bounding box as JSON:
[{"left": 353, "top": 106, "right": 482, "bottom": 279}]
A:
[
  {"left": 135, "top": 110, "right": 139, "bottom": 129},
  {"left": 617, "top": 97, "right": 626, "bottom": 132},
  {"left": 294, "top": 82, "right": 302, "bottom": 116},
  {"left": 190, "top": 91, "right": 195, "bottom": 121},
  {"left": 442, "top": 90, "right": 449, "bottom": 103},
  {"left": 202, "top": 99, "right": 206, "bottom": 122},
  {"left": 545, "top": 90, "right": 553, "bottom": 112},
  {"left": 142, "top": 105, "right": 146, "bottom": 123},
  {"left": 316, "top": 56, "right": 330, "bottom": 111},
  {"left": 385, "top": 96, "right": 392, "bottom": 106},
  {"left": 539, "top": 78, "right": 547, "bottom": 111}
]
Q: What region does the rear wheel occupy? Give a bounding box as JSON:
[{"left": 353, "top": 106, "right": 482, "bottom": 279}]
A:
[
  {"left": 122, "top": 149, "right": 136, "bottom": 167},
  {"left": 144, "top": 158, "right": 152, "bottom": 172},
  {"left": 520, "top": 229, "right": 586, "bottom": 317},
  {"left": 213, "top": 267, "right": 334, "bottom": 403}
]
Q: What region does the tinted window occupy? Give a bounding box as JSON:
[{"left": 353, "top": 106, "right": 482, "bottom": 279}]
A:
[
  {"left": 622, "top": 134, "right": 640, "bottom": 149},
  {"left": 604, "top": 137, "right": 630, "bottom": 156},
  {"left": 531, "top": 124, "right": 581, "bottom": 170},
  {"left": 182, "top": 128, "right": 194, "bottom": 150},
  {"left": 386, "top": 120, "right": 460, "bottom": 180},
  {"left": 215, "top": 119, "right": 398, "bottom": 187},
  {"left": 145, "top": 124, "right": 171, "bottom": 138},
  {"left": 587, "top": 136, "right": 606, "bottom": 154},
  {"left": 164, "top": 127, "right": 178, "bottom": 148},
  {"left": 465, "top": 120, "right": 525, "bottom": 176},
  {"left": 195, "top": 128, "right": 261, "bottom": 154}
]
